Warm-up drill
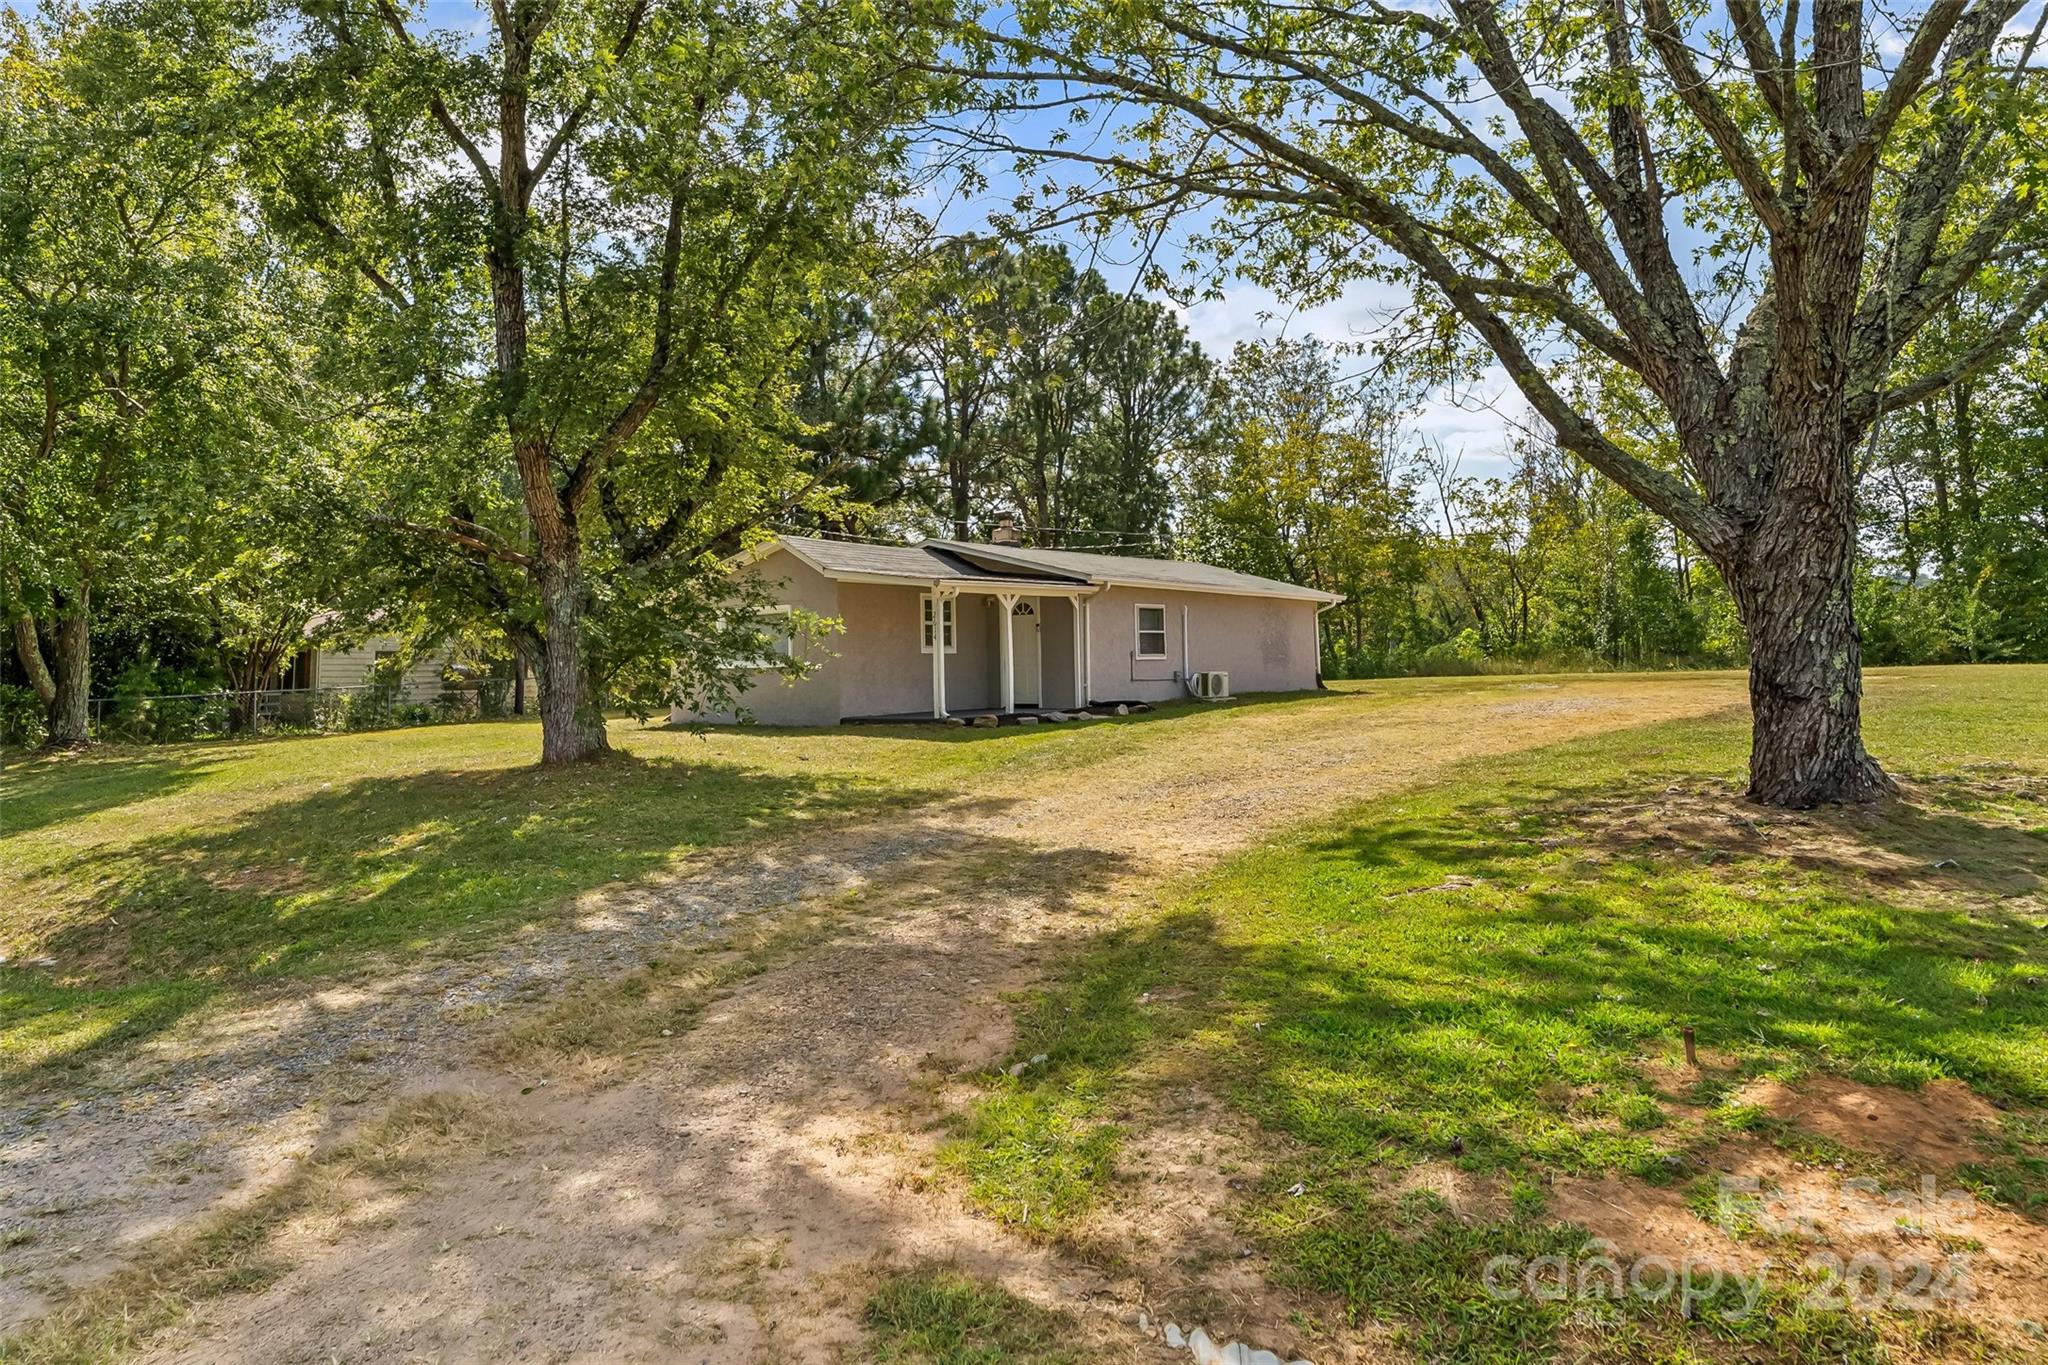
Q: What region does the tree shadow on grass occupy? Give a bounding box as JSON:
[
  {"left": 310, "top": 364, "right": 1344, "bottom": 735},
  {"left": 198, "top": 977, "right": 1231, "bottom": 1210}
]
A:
[
  {"left": 971, "top": 769, "right": 2048, "bottom": 1217},
  {"left": 1559, "top": 772, "right": 2048, "bottom": 902},
  {"left": 1281, "top": 777, "right": 2048, "bottom": 1116},
  {"left": 0, "top": 748, "right": 225, "bottom": 838},
  {"left": 4, "top": 752, "right": 964, "bottom": 1085},
  {"left": 967, "top": 778, "right": 2048, "bottom": 1360},
  {"left": 1295, "top": 775, "right": 2047, "bottom": 948}
]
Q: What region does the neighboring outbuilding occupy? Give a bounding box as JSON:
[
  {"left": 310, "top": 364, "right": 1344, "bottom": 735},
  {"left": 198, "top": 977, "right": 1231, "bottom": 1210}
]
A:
[
  {"left": 261, "top": 614, "right": 538, "bottom": 721},
  {"left": 286, "top": 634, "right": 456, "bottom": 702},
  {"left": 674, "top": 524, "right": 1344, "bottom": 726}
]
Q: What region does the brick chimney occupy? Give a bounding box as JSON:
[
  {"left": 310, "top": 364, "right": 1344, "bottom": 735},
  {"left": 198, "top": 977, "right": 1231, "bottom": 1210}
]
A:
[{"left": 990, "top": 512, "right": 1022, "bottom": 546}]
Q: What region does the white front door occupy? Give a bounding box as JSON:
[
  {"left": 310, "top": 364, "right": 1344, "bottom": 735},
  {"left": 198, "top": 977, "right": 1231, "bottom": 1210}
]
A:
[{"left": 1011, "top": 599, "right": 1042, "bottom": 706}]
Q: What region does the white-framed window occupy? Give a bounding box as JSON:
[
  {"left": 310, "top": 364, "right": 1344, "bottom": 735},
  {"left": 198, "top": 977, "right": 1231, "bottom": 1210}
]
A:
[
  {"left": 920, "top": 593, "right": 957, "bottom": 654},
  {"left": 743, "top": 605, "right": 795, "bottom": 669},
  {"left": 1134, "top": 603, "right": 1168, "bottom": 658}
]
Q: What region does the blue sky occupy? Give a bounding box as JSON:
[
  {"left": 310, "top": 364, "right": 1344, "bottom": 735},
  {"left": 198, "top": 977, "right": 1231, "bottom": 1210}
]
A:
[{"left": 908, "top": 79, "right": 1530, "bottom": 481}]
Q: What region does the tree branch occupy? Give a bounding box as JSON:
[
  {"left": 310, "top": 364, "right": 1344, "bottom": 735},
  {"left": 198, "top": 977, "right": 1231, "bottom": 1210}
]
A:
[
  {"left": 1724, "top": 0, "right": 1825, "bottom": 179},
  {"left": 561, "top": 187, "right": 687, "bottom": 512},
  {"left": 1637, "top": 0, "right": 1791, "bottom": 233},
  {"left": 1869, "top": 273, "right": 2048, "bottom": 419},
  {"left": 371, "top": 512, "right": 536, "bottom": 567},
  {"left": 372, "top": 0, "right": 499, "bottom": 201},
  {"left": 1811, "top": 0, "right": 1974, "bottom": 219},
  {"left": 1465, "top": 277, "right": 1643, "bottom": 369},
  {"left": 530, "top": 0, "right": 651, "bottom": 196}
]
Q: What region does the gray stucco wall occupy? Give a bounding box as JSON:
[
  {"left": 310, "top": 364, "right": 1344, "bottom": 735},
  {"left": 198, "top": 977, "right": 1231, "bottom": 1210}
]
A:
[
  {"left": 1083, "top": 585, "right": 1322, "bottom": 703},
  {"left": 675, "top": 564, "right": 1011, "bottom": 723},
  {"left": 832, "top": 582, "right": 1321, "bottom": 714},
  {"left": 673, "top": 548, "right": 843, "bottom": 726},
  {"left": 836, "top": 581, "right": 999, "bottom": 718},
  {"left": 844, "top": 588, "right": 1084, "bottom": 715}
]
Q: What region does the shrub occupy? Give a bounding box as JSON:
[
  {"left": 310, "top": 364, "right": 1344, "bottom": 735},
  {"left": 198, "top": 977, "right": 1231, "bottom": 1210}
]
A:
[
  {"left": 1413, "top": 628, "right": 1488, "bottom": 675},
  {"left": 0, "top": 684, "right": 45, "bottom": 748},
  {"left": 475, "top": 674, "right": 512, "bottom": 718}
]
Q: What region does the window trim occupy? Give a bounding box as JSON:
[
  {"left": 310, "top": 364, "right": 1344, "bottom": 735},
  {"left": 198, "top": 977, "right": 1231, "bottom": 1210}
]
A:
[
  {"left": 920, "top": 593, "right": 958, "bottom": 654},
  {"left": 740, "top": 604, "right": 796, "bottom": 671},
  {"left": 1134, "top": 602, "right": 1168, "bottom": 660}
]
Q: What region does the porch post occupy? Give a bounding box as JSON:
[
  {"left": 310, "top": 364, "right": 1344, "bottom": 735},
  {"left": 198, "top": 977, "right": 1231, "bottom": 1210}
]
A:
[
  {"left": 1070, "top": 595, "right": 1084, "bottom": 709},
  {"left": 930, "top": 584, "right": 949, "bottom": 719},
  {"left": 997, "top": 592, "right": 1019, "bottom": 714},
  {"left": 1081, "top": 597, "right": 1093, "bottom": 705}
]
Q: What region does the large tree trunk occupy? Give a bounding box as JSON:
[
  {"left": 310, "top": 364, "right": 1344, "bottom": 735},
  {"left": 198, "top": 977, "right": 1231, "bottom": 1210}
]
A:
[
  {"left": 222, "top": 646, "right": 271, "bottom": 734},
  {"left": 1713, "top": 190, "right": 1899, "bottom": 810},
  {"left": 1724, "top": 472, "right": 1895, "bottom": 808},
  {"left": 534, "top": 555, "right": 609, "bottom": 764},
  {"left": 948, "top": 445, "right": 972, "bottom": 540},
  {"left": 43, "top": 588, "right": 91, "bottom": 749},
  {"left": 9, "top": 605, "right": 56, "bottom": 708},
  {"left": 491, "top": 173, "right": 608, "bottom": 765}
]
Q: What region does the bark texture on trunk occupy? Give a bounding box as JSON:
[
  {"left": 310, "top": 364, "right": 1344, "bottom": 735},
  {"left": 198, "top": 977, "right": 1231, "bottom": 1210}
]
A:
[
  {"left": 1730, "top": 554, "right": 1894, "bottom": 807},
  {"left": 1722, "top": 421, "right": 1896, "bottom": 807},
  {"left": 534, "top": 557, "right": 609, "bottom": 764},
  {"left": 43, "top": 591, "right": 91, "bottom": 749},
  {"left": 9, "top": 606, "right": 56, "bottom": 707}
]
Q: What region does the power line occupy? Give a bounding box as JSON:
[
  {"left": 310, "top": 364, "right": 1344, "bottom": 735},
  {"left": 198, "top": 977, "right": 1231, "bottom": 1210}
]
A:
[
  {"left": 772, "top": 515, "right": 1152, "bottom": 539},
  {"left": 766, "top": 518, "right": 1172, "bottom": 553}
]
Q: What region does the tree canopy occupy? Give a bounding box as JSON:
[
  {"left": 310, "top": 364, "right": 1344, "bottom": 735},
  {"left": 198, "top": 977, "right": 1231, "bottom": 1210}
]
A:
[
  {"left": 243, "top": 0, "right": 949, "bottom": 759},
  {"left": 944, "top": 0, "right": 2048, "bottom": 802},
  {"left": 0, "top": 0, "right": 270, "bottom": 745}
]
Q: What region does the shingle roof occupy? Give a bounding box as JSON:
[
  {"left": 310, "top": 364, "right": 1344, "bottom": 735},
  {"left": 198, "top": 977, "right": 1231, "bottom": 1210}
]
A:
[
  {"left": 773, "top": 535, "right": 1086, "bottom": 584},
  {"left": 764, "top": 533, "right": 1343, "bottom": 604},
  {"left": 932, "top": 542, "right": 1344, "bottom": 603}
]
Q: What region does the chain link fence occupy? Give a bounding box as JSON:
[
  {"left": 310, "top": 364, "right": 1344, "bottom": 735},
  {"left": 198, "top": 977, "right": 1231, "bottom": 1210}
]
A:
[{"left": 75, "top": 682, "right": 521, "bottom": 745}]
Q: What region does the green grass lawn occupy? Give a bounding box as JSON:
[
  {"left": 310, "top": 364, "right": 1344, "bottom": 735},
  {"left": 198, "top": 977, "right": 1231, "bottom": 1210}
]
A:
[
  {"left": 2, "top": 673, "right": 1704, "bottom": 1089},
  {"left": 2, "top": 683, "right": 1447, "bottom": 1087},
  {"left": 864, "top": 1269, "right": 1084, "bottom": 1364},
  {"left": 944, "top": 666, "right": 2048, "bottom": 1362},
  {"left": 0, "top": 714, "right": 1138, "bottom": 1085}
]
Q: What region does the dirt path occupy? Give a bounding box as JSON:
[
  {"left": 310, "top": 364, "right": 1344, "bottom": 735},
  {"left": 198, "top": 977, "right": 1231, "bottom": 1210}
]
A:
[{"left": 6, "top": 677, "right": 1744, "bottom": 1360}]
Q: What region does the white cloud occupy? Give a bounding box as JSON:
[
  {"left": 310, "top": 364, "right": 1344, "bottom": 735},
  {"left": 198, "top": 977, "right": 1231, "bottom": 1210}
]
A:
[{"left": 1178, "top": 280, "right": 1524, "bottom": 476}]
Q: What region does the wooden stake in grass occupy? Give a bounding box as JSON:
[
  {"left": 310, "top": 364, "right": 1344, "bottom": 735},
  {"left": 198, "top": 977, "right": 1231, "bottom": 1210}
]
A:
[{"left": 1682, "top": 1026, "right": 1697, "bottom": 1067}]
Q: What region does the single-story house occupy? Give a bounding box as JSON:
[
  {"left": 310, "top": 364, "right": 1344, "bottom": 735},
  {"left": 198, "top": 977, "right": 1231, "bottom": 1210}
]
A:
[{"left": 676, "top": 528, "right": 1344, "bottom": 725}]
